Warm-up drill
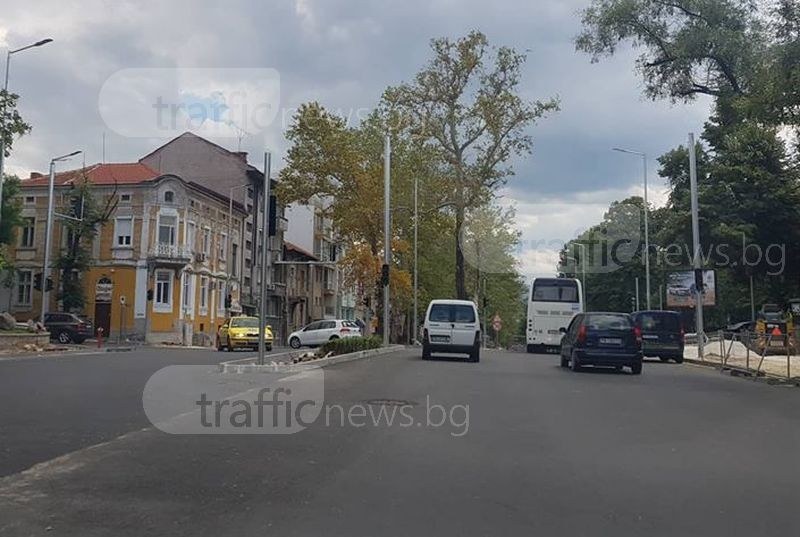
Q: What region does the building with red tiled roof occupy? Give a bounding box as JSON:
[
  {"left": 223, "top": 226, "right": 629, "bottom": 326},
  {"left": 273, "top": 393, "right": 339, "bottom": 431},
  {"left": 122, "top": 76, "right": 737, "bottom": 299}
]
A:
[{"left": 22, "top": 162, "right": 160, "bottom": 187}]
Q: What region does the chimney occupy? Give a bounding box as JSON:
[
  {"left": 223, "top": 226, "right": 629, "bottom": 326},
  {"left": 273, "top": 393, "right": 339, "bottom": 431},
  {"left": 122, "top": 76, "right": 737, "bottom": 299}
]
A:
[
  {"left": 234, "top": 151, "right": 248, "bottom": 163},
  {"left": 29, "top": 172, "right": 44, "bottom": 179}
]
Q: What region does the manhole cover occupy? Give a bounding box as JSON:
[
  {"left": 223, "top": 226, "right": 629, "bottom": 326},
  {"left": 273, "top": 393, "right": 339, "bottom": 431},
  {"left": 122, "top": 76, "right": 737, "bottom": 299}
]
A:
[{"left": 364, "top": 399, "right": 417, "bottom": 407}]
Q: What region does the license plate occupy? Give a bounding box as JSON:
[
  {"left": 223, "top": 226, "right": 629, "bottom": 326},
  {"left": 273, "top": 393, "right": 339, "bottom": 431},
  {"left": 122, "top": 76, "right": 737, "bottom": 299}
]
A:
[
  {"left": 431, "top": 335, "right": 450, "bottom": 343},
  {"left": 599, "top": 337, "right": 622, "bottom": 345},
  {"left": 770, "top": 340, "right": 784, "bottom": 347},
  {"left": 642, "top": 334, "right": 658, "bottom": 340},
  {"left": 548, "top": 329, "right": 561, "bottom": 335}
]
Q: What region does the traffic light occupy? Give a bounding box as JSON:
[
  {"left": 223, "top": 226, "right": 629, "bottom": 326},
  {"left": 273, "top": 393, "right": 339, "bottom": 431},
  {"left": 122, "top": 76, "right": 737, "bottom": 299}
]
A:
[
  {"left": 33, "top": 273, "right": 43, "bottom": 291},
  {"left": 381, "top": 264, "right": 390, "bottom": 286},
  {"left": 267, "top": 195, "right": 278, "bottom": 236},
  {"left": 224, "top": 293, "right": 232, "bottom": 309}
]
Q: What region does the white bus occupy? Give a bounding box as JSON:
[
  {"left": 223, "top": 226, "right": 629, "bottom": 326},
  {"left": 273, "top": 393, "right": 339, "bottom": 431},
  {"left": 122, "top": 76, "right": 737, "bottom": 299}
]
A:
[{"left": 526, "top": 277, "right": 584, "bottom": 353}]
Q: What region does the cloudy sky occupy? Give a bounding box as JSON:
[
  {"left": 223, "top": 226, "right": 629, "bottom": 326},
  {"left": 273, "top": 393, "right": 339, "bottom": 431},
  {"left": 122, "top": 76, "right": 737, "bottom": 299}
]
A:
[{"left": 1, "top": 0, "right": 713, "bottom": 278}]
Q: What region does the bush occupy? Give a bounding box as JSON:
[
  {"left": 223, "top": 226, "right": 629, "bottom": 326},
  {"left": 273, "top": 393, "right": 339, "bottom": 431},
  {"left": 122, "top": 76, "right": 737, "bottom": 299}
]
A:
[{"left": 319, "top": 336, "right": 383, "bottom": 357}]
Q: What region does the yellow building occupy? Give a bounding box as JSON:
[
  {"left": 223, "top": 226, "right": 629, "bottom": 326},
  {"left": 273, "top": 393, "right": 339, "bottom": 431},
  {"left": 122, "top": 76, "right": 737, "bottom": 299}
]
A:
[{"left": 9, "top": 163, "right": 247, "bottom": 345}]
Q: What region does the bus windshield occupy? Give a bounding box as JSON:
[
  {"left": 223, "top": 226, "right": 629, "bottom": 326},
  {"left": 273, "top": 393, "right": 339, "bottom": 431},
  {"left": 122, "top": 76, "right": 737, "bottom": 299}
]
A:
[{"left": 532, "top": 279, "right": 579, "bottom": 303}]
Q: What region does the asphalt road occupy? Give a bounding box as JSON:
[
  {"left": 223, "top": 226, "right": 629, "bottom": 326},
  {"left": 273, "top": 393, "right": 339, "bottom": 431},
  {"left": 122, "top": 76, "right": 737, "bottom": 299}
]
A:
[{"left": 1, "top": 347, "right": 799, "bottom": 536}]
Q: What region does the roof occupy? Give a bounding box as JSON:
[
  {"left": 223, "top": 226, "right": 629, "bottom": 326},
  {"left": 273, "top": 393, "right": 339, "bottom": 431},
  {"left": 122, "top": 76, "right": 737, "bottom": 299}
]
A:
[
  {"left": 428, "top": 299, "right": 477, "bottom": 306},
  {"left": 284, "top": 241, "right": 318, "bottom": 261},
  {"left": 139, "top": 132, "right": 263, "bottom": 175},
  {"left": 22, "top": 163, "right": 160, "bottom": 187}
]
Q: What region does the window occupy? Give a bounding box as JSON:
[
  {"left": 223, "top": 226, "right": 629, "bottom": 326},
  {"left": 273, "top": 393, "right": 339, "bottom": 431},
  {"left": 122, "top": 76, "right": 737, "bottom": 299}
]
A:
[
  {"left": 186, "top": 222, "right": 196, "bottom": 252},
  {"left": 532, "top": 279, "right": 579, "bottom": 303},
  {"left": 182, "top": 274, "right": 194, "bottom": 314},
  {"left": 15, "top": 270, "right": 32, "bottom": 306},
  {"left": 24, "top": 196, "right": 35, "bottom": 205},
  {"left": 231, "top": 244, "right": 239, "bottom": 277},
  {"left": 202, "top": 228, "right": 211, "bottom": 256},
  {"left": 245, "top": 240, "right": 252, "bottom": 251},
  {"left": 119, "top": 193, "right": 132, "bottom": 203},
  {"left": 217, "top": 281, "right": 227, "bottom": 315},
  {"left": 115, "top": 217, "right": 133, "bottom": 247},
  {"left": 164, "top": 190, "right": 174, "bottom": 203},
  {"left": 158, "top": 215, "right": 176, "bottom": 245},
  {"left": 155, "top": 271, "right": 172, "bottom": 311},
  {"left": 219, "top": 233, "right": 227, "bottom": 260},
  {"left": 199, "top": 276, "right": 209, "bottom": 312},
  {"left": 20, "top": 218, "right": 35, "bottom": 248}
]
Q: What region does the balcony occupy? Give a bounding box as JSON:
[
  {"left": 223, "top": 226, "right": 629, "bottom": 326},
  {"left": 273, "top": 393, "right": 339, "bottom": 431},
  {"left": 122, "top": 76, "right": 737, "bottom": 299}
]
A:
[{"left": 148, "top": 243, "right": 192, "bottom": 267}]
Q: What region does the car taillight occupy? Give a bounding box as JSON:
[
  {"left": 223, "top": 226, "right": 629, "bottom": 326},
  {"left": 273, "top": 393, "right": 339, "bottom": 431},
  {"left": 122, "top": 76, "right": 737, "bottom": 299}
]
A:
[
  {"left": 680, "top": 325, "right": 685, "bottom": 340},
  {"left": 634, "top": 326, "right": 642, "bottom": 345},
  {"left": 577, "top": 324, "right": 587, "bottom": 344},
  {"left": 340, "top": 328, "right": 351, "bottom": 334}
]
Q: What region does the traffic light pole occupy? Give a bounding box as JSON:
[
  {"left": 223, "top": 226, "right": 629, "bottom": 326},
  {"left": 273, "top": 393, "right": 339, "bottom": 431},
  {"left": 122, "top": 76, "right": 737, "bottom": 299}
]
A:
[
  {"left": 41, "top": 159, "right": 57, "bottom": 320},
  {"left": 688, "top": 132, "right": 704, "bottom": 359}
]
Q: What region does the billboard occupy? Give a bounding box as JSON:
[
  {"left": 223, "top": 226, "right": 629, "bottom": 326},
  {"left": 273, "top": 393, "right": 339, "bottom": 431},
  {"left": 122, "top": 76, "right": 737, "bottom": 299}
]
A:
[{"left": 666, "top": 270, "right": 716, "bottom": 308}]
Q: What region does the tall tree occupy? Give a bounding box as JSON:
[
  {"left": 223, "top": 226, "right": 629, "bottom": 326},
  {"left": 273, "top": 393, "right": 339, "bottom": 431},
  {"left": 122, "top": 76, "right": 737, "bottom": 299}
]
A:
[
  {"left": 0, "top": 90, "right": 32, "bottom": 157},
  {"left": 55, "top": 178, "right": 117, "bottom": 312},
  {"left": 0, "top": 175, "right": 23, "bottom": 245},
  {"left": 384, "top": 30, "right": 558, "bottom": 298}
]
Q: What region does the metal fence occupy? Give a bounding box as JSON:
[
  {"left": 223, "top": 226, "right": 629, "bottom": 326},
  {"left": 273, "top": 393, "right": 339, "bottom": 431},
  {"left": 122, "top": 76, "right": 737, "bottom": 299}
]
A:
[{"left": 696, "top": 330, "right": 797, "bottom": 381}]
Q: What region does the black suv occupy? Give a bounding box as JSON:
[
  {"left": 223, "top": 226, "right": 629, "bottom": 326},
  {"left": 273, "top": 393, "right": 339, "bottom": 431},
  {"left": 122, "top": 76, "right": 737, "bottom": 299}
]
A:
[
  {"left": 43, "top": 313, "right": 93, "bottom": 344},
  {"left": 559, "top": 312, "right": 643, "bottom": 374},
  {"left": 632, "top": 310, "right": 684, "bottom": 363}
]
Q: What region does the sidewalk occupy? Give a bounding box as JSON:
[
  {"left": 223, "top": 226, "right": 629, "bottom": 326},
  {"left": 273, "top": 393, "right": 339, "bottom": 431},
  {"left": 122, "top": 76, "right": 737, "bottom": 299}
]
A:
[{"left": 684, "top": 340, "right": 799, "bottom": 380}]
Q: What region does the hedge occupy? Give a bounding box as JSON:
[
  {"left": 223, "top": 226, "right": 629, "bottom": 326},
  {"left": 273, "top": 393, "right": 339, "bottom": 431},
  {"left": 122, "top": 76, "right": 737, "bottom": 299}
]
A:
[{"left": 319, "top": 336, "right": 383, "bottom": 356}]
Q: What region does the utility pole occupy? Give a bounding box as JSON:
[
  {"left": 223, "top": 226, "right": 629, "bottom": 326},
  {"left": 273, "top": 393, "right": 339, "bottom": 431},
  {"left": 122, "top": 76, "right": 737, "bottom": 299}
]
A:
[
  {"left": 412, "top": 174, "right": 418, "bottom": 344},
  {"left": 688, "top": 132, "right": 704, "bottom": 359},
  {"left": 635, "top": 277, "right": 640, "bottom": 312},
  {"left": 383, "top": 134, "right": 391, "bottom": 346},
  {"left": 258, "top": 152, "right": 271, "bottom": 365}
]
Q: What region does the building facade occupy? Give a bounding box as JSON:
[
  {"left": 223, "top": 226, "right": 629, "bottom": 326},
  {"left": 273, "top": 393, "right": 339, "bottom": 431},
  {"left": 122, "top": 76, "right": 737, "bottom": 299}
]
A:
[{"left": 7, "top": 163, "right": 247, "bottom": 344}]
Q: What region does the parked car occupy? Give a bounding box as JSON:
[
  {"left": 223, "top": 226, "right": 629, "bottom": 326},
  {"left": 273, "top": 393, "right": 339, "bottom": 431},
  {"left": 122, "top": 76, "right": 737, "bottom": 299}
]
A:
[
  {"left": 217, "top": 316, "right": 273, "bottom": 352},
  {"left": 43, "top": 312, "right": 93, "bottom": 344},
  {"left": 632, "top": 310, "right": 684, "bottom": 363},
  {"left": 287, "top": 320, "right": 362, "bottom": 349},
  {"left": 559, "top": 312, "right": 643, "bottom": 374},
  {"left": 422, "top": 299, "right": 481, "bottom": 362}
]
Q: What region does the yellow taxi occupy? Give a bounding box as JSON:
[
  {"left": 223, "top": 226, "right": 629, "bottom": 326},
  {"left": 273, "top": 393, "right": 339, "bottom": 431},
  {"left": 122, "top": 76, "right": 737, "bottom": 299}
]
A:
[{"left": 217, "top": 316, "right": 274, "bottom": 352}]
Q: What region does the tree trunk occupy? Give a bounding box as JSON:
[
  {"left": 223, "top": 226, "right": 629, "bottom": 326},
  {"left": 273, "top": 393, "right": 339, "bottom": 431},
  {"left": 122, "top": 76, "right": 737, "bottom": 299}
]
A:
[{"left": 455, "top": 206, "right": 467, "bottom": 299}]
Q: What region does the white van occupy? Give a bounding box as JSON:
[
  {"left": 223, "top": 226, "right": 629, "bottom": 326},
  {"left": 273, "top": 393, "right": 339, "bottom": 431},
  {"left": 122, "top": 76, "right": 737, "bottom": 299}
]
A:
[{"left": 422, "top": 299, "right": 481, "bottom": 362}]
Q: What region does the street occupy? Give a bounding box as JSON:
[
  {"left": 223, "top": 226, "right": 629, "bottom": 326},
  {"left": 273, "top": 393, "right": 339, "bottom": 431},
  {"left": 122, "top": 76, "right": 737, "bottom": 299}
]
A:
[{"left": 1, "top": 347, "right": 799, "bottom": 536}]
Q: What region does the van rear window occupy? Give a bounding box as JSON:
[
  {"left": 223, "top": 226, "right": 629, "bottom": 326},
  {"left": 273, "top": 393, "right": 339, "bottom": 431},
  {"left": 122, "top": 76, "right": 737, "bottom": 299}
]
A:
[
  {"left": 637, "top": 313, "right": 680, "bottom": 331},
  {"left": 585, "top": 314, "right": 631, "bottom": 330},
  {"left": 429, "top": 304, "right": 476, "bottom": 323}
]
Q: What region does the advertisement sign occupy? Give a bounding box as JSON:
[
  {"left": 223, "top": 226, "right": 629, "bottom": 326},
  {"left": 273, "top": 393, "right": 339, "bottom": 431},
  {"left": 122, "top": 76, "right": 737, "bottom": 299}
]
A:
[{"left": 666, "top": 270, "right": 716, "bottom": 308}]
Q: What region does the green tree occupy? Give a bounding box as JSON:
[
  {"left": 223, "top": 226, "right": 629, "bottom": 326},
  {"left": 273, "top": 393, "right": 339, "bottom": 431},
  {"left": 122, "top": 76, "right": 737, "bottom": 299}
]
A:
[
  {"left": 384, "top": 30, "right": 558, "bottom": 299},
  {"left": 55, "top": 179, "right": 118, "bottom": 312},
  {"left": 0, "top": 90, "right": 32, "bottom": 157},
  {"left": 0, "top": 174, "right": 23, "bottom": 245}
]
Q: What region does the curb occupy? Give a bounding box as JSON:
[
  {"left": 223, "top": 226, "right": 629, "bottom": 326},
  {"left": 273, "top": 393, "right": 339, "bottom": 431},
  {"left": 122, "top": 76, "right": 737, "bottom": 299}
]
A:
[
  {"left": 684, "top": 357, "right": 800, "bottom": 386},
  {"left": 219, "top": 345, "right": 404, "bottom": 374}
]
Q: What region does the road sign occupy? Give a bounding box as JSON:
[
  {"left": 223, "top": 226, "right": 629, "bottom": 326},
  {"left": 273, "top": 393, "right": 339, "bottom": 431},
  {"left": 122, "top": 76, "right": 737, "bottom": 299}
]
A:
[{"left": 492, "top": 314, "right": 502, "bottom": 332}]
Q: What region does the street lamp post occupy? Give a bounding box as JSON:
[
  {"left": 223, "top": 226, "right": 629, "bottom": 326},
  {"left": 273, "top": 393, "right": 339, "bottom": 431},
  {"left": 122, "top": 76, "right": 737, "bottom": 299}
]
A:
[
  {"left": 0, "top": 38, "right": 53, "bottom": 232},
  {"left": 412, "top": 174, "right": 419, "bottom": 344},
  {"left": 42, "top": 150, "right": 82, "bottom": 320},
  {"left": 383, "top": 134, "right": 391, "bottom": 346},
  {"left": 613, "top": 147, "right": 651, "bottom": 310}
]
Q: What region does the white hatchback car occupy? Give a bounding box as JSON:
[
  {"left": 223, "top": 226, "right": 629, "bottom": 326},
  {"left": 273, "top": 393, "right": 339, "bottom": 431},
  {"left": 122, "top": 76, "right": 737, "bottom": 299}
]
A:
[
  {"left": 422, "top": 299, "right": 481, "bottom": 362},
  {"left": 288, "top": 319, "right": 362, "bottom": 348}
]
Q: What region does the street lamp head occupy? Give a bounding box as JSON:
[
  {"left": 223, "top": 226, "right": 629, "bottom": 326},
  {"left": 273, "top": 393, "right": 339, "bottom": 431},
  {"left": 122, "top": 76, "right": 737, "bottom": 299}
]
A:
[
  {"left": 52, "top": 150, "right": 82, "bottom": 163},
  {"left": 612, "top": 147, "right": 645, "bottom": 157},
  {"left": 33, "top": 39, "right": 54, "bottom": 47}
]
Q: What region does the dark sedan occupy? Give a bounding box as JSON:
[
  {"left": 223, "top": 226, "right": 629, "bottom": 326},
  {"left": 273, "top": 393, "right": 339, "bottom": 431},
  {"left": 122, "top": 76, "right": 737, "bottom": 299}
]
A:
[{"left": 559, "top": 312, "right": 643, "bottom": 374}]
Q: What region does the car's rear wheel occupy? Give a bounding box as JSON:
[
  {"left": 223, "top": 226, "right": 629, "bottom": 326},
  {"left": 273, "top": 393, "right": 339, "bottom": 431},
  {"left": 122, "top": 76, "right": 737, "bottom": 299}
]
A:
[
  {"left": 422, "top": 344, "right": 431, "bottom": 360},
  {"left": 289, "top": 337, "right": 301, "bottom": 349},
  {"left": 226, "top": 337, "right": 233, "bottom": 352},
  {"left": 659, "top": 356, "right": 670, "bottom": 362},
  {"left": 560, "top": 352, "right": 569, "bottom": 368},
  {"left": 630, "top": 361, "right": 643, "bottom": 375},
  {"left": 329, "top": 335, "right": 339, "bottom": 341},
  {"left": 58, "top": 330, "right": 73, "bottom": 344},
  {"left": 216, "top": 337, "right": 224, "bottom": 351},
  {"left": 570, "top": 351, "right": 581, "bottom": 372},
  {"left": 673, "top": 355, "right": 684, "bottom": 364},
  {"left": 469, "top": 344, "right": 480, "bottom": 363}
]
